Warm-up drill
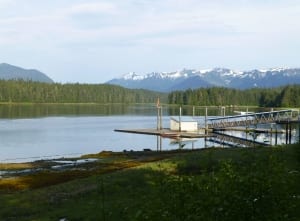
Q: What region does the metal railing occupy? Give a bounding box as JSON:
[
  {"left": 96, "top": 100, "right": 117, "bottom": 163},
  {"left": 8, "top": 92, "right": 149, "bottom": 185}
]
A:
[{"left": 207, "top": 110, "right": 297, "bottom": 129}]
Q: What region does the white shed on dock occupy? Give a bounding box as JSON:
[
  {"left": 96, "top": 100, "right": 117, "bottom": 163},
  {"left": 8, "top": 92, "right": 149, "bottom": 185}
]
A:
[{"left": 170, "top": 116, "right": 198, "bottom": 132}]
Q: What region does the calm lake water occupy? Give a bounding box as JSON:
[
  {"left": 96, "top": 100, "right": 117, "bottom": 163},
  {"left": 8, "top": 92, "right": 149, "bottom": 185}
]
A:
[
  {"left": 0, "top": 104, "right": 202, "bottom": 162},
  {"left": 0, "top": 104, "right": 299, "bottom": 162}
]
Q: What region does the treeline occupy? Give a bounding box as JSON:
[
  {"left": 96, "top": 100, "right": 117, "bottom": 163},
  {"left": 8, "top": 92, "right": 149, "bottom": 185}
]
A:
[
  {"left": 0, "top": 80, "right": 166, "bottom": 104},
  {"left": 1, "top": 80, "right": 299, "bottom": 107},
  {"left": 168, "top": 85, "right": 300, "bottom": 107}
]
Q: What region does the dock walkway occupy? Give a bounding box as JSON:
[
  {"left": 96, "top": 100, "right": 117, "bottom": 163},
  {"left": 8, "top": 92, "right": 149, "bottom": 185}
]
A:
[
  {"left": 114, "top": 128, "right": 211, "bottom": 138},
  {"left": 115, "top": 109, "right": 299, "bottom": 149},
  {"left": 207, "top": 109, "right": 299, "bottom": 129}
]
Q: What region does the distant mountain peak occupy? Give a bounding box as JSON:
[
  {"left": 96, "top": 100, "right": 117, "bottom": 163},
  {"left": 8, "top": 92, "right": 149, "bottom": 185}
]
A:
[
  {"left": 0, "top": 63, "right": 54, "bottom": 83},
  {"left": 107, "top": 67, "right": 300, "bottom": 92},
  {"left": 122, "top": 72, "right": 142, "bottom": 80}
]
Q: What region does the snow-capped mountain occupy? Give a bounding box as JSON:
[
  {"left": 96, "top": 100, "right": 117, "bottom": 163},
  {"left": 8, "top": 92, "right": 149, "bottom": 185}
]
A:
[{"left": 106, "top": 68, "right": 300, "bottom": 92}]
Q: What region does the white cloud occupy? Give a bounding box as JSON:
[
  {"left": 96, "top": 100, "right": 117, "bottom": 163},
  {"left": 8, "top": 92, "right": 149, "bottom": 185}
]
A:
[
  {"left": 0, "top": 0, "right": 15, "bottom": 8},
  {"left": 2, "top": 0, "right": 298, "bottom": 48},
  {"left": 67, "top": 2, "right": 117, "bottom": 15},
  {"left": 1, "top": 0, "right": 300, "bottom": 82}
]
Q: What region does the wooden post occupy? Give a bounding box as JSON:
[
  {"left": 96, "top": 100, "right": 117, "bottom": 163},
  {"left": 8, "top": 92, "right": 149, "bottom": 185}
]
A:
[
  {"left": 275, "top": 124, "right": 278, "bottom": 146},
  {"left": 205, "top": 107, "right": 208, "bottom": 135},
  {"left": 160, "top": 135, "right": 162, "bottom": 151},
  {"left": 156, "top": 135, "right": 162, "bottom": 152},
  {"left": 156, "top": 97, "right": 161, "bottom": 130},
  {"left": 192, "top": 106, "right": 195, "bottom": 117},
  {"left": 160, "top": 106, "right": 163, "bottom": 130},
  {"left": 270, "top": 124, "right": 273, "bottom": 146},
  {"left": 298, "top": 121, "right": 300, "bottom": 143},
  {"left": 246, "top": 107, "right": 249, "bottom": 129},
  {"left": 285, "top": 123, "right": 288, "bottom": 144},
  {"left": 157, "top": 108, "right": 160, "bottom": 130},
  {"left": 179, "top": 106, "right": 182, "bottom": 132},
  {"left": 289, "top": 123, "right": 292, "bottom": 144}
]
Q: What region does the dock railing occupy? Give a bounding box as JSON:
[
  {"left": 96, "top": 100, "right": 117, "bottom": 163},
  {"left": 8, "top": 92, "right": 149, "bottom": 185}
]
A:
[{"left": 206, "top": 109, "right": 298, "bottom": 129}]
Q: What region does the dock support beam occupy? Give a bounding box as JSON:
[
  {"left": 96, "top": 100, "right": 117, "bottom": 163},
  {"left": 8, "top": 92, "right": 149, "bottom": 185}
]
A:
[
  {"left": 270, "top": 124, "right": 273, "bottom": 146},
  {"left": 205, "top": 107, "right": 208, "bottom": 134},
  {"left": 179, "top": 106, "right": 182, "bottom": 132},
  {"left": 285, "top": 123, "right": 288, "bottom": 144},
  {"left": 160, "top": 106, "right": 163, "bottom": 130},
  {"left": 157, "top": 108, "right": 160, "bottom": 130},
  {"left": 275, "top": 124, "right": 278, "bottom": 146},
  {"left": 193, "top": 106, "right": 195, "bottom": 117},
  {"left": 156, "top": 97, "right": 162, "bottom": 130},
  {"left": 156, "top": 136, "right": 162, "bottom": 152},
  {"left": 289, "top": 123, "right": 292, "bottom": 144},
  {"left": 298, "top": 112, "right": 300, "bottom": 143},
  {"left": 284, "top": 121, "right": 292, "bottom": 144},
  {"left": 221, "top": 106, "right": 226, "bottom": 117}
]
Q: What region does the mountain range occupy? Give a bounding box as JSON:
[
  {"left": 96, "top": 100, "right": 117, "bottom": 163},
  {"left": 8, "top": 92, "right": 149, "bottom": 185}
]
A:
[
  {"left": 107, "top": 68, "right": 300, "bottom": 92},
  {"left": 0, "top": 63, "right": 54, "bottom": 83}
]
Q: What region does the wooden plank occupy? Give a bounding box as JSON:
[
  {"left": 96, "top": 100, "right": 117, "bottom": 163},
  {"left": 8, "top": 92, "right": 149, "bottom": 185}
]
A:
[{"left": 114, "top": 128, "right": 211, "bottom": 138}]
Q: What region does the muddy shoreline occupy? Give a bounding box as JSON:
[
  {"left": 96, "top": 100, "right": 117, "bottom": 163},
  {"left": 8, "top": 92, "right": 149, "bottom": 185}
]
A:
[{"left": 0, "top": 149, "right": 200, "bottom": 191}]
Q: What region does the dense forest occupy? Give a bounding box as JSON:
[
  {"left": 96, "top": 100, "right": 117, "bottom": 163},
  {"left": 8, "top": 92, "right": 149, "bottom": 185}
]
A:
[
  {"left": 0, "top": 80, "right": 300, "bottom": 107},
  {"left": 168, "top": 85, "right": 300, "bottom": 107},
  {"left": 0, "top": 80, "right": 166, "bottom": 104}
]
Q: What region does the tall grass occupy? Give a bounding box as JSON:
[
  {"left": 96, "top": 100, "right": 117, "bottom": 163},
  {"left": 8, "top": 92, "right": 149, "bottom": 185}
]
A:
[{"left": 0, "top": 144, "right": 299, "bottom": 220}]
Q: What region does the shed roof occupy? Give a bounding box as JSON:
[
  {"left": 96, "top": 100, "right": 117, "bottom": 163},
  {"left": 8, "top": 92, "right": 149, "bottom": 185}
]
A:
[{"left": 170, "top": 116, "right": 197, "bottom": 122}]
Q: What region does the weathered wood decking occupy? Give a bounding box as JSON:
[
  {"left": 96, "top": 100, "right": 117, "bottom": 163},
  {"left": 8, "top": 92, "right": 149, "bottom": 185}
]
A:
[{"left": 114, "top": 128, "right": 211, "bottom": 138}]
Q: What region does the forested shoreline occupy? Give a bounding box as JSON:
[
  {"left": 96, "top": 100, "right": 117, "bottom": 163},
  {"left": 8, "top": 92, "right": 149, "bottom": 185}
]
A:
[
  {"left": 0, "top": 80, "right": 299, "bottom": 107},
  {"left": 0, "top": 80, "right": 166, "bottom": 104},
  {"left": 168, "top": 85, "right": 300, "bottom": 107}
]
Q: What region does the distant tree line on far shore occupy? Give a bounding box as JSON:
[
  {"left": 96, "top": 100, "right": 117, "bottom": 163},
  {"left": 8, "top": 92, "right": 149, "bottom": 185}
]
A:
[
  {"left": 0, "top": 80, "right": 166, "bottom": 104},
  {"left": 0, "top": 80, "right": 299, "bottom": 107},
  {"left": 168, "top": 85, "right": 300, "bottom": 107}
]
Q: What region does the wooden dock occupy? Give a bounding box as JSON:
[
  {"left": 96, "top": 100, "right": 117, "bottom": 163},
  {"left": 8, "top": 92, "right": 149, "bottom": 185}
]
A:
[
  {"left": 114, "top": 128, "right": 212, "bottom": 138},
  {"left": 115, "top": 108, "right": 299, "bottom": 149}
]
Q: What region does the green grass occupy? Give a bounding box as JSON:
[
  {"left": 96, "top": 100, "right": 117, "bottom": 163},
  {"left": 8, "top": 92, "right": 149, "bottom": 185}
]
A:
[{"left": 0, "top": 144, "right": 299, "bottom": 220}]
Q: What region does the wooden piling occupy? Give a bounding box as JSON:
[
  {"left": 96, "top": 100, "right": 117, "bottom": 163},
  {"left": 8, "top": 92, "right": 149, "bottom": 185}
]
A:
[
  {"left": 275, "top": 124, "right": 278, "bottom": 146},
  {"left": 286, "top": 123, "right": 288, "bottom": 144},
  {"left": 179, "top": 106, "right": 182, "bottom": 132},
  {"left": 205, "top": 107, "right": 208, "bottom": 135},
  {"left": 289, "top": 123, "right": 292, "bottom": 144}
]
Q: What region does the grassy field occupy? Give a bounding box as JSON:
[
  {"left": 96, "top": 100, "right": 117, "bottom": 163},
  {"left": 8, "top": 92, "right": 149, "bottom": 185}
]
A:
[{"left": 0, "top": 144, "right": 299, "bottom": 221}]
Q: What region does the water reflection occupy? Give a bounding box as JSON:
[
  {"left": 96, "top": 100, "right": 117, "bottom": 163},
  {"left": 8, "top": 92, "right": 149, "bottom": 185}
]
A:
[
  {"left": 0, "top": 104, "right": 160, "bottom": 118},
  {"left": 0, "top": 104, "right": 299, "bottom": 163},
  {"left": 210, "top": 123, "right": 299, "bottom": 147},
  {"left": 0, "top": 104, "right": 278, "bottom": 119}
]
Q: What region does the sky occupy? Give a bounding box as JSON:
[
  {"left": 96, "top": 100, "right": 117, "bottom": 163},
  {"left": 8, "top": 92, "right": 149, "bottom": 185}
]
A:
[{"left": 0, "top": 0, "right": 300, "bottom": 83}]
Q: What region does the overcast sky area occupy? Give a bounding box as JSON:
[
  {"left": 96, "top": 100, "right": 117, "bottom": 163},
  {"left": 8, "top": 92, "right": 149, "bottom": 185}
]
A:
[{"left": 0, "top": 0, "right": 300, "bottom": 83}]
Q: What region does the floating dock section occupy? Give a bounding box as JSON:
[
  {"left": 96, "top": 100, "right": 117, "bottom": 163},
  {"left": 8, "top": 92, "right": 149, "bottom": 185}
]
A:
[
  {"left": 115, "top": 107, "right": 300, "bottom": 150},
  {"left": 114, "top": 128, "right": 211, "bottom": 139}
]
